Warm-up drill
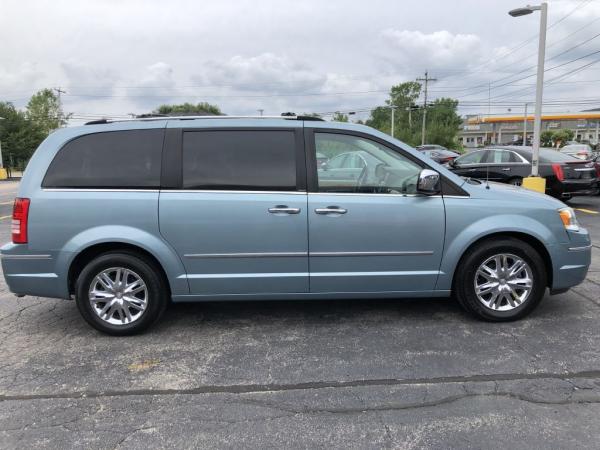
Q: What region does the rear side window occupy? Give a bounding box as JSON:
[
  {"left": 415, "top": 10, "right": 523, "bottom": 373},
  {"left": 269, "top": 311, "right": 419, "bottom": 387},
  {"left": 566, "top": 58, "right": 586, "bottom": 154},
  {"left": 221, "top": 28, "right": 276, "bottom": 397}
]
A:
[
  {"left": 182, "top": 130, "right": 297, "bottom": 190},
  {"left": 43, "top": 129, "right": 163, "bottom": 188}
]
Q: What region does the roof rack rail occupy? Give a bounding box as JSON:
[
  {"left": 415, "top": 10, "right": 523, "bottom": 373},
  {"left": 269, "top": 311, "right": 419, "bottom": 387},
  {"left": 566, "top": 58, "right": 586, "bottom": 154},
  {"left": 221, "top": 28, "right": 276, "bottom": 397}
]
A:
[{"left": 84, "top": 114, "right": 325, "bottom": 125}]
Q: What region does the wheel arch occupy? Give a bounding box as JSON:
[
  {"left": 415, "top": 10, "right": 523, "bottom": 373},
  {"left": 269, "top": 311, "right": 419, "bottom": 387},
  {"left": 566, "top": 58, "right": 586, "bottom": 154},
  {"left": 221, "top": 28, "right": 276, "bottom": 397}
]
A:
[
  {"left": 450, "top": 231, "right": 553, "bottom": 290},
  {"left": 67, "top": 242, "right": 173, "bottom": 296}
]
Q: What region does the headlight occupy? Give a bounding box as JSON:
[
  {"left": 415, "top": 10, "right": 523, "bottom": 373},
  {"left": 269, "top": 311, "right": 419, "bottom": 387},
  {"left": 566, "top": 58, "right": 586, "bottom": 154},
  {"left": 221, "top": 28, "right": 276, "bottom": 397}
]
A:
[{"left": 558, "top": 207, "right": 580, "bottom": 232}]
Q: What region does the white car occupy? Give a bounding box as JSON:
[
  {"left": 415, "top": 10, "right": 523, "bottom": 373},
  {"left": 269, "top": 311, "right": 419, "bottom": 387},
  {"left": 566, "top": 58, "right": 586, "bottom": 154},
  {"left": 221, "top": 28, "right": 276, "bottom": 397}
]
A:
[{"left": 560, "top": 144, "right": 593, "bottom": 160}]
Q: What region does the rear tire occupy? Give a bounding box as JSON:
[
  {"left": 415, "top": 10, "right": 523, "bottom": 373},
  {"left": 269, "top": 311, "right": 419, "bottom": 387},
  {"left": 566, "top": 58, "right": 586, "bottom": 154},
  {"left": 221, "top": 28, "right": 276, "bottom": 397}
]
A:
[
  {"left": 454, "top": 238, "right": 547, "bottom": 321},
  {"left": 508, "top": 177, "right": 523, "bottom": 186},
  {"left": 75, "top": 251, "right": 168, "bottom": 335}
]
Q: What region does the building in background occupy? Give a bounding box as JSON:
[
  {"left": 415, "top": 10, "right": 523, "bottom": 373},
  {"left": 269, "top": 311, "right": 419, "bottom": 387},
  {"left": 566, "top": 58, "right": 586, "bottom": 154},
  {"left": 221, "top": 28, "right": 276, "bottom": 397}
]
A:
[{"left": 459, "top": 111, "right": 600, "bottom": 148}]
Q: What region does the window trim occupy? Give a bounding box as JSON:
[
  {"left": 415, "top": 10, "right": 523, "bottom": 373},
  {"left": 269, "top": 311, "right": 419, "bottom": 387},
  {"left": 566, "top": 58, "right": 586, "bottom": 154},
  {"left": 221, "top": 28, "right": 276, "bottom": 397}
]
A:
[
  {"left": 162, "top": 127, "right": 306, "bottom": 192},
  {"left": 304, "top": 127, "right": 468, "bottom": 196},
  {"left": 42, "top": 129, "right": 166, "bottom": 190}
]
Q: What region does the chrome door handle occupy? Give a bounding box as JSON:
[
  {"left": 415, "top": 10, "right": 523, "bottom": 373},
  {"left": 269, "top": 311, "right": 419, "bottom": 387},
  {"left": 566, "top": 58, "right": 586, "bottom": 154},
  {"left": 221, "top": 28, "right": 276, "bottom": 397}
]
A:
[
  {"left": 315, "top": 206, "right": 347, "bottom": 215},
  {"left": 268, "top": 206, "right": 301, "bottom": 214},
  {"left": 467, "top": 168, "right": 477, "bottom": 172},
  {"left": 502, "top": 167, "right": 511, "bottom": 171}
]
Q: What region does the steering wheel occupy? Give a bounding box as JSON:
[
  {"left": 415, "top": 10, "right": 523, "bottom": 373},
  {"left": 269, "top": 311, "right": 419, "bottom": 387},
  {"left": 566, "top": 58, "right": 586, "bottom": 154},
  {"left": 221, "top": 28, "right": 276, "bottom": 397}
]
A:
[{"left": 356, "top": 165, "right": 369, "bottom": 192}]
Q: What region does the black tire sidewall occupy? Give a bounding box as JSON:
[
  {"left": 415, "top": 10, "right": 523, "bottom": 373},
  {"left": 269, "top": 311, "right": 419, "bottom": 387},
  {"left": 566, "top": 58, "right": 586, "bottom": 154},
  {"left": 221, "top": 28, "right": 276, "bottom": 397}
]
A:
[
  {"left": 75, "top": 252, "right": 167, "bottom": 335},
  {"left": 455, "top": 239, "right": 547, "bottom": 321}
]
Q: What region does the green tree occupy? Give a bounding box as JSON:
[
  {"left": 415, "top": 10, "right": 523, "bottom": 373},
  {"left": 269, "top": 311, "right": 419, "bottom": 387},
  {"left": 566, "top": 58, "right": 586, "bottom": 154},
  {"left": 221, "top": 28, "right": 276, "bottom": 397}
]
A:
[
  {"left": 154, "top": 102, "right": 223, "bottom": 116},
  {"left": 540, "top": 130, "right": 554, "bottom": 147},
  {"left": 331, "top": 112, "right": 349, "bottom": 122},
  {"left": 552, "top": 129, "right": 574, "bottom": 147},
  {"left": 366, "top": 82, "right": 461, "bottom": 149},
  {"left": 367, "top": 82, "right": 422, "bottom": 144},
  {"left": 424, "top": 98, "right": 463, "bottom": 149},
  {"left": 0, "top": 102, "right": 45, "bottom": 167},
  {"left": 26, "top": 88, "right": 67, "bottom": 135},
  {"left": 540, "top": 129, "right": 575, "bottom": 147}
]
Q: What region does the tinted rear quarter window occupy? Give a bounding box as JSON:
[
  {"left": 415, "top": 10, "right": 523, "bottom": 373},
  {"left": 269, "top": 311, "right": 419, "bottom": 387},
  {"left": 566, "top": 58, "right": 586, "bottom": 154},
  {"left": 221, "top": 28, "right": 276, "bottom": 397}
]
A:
[
  {"left": 182, "top": 130, "right": 297, "bottom": 190},
  {"left": 43, "top": 129, "right": 164, "bottom": 188}
]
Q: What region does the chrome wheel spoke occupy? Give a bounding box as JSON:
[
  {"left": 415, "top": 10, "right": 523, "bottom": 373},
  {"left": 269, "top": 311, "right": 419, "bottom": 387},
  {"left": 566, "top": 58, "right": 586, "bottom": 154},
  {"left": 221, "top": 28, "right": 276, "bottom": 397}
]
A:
[
  {"left": 474, "top": 253, "right": 534, "bottom": 312},
  {"left": 88, "top": 267, "right": 148, "bottom": 326}
]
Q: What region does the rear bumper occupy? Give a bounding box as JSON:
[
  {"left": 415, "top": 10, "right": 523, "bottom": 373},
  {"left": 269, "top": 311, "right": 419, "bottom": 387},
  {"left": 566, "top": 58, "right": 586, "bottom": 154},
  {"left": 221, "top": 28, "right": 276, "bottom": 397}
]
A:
[
  {"left": 0, "top": 243, "right": 69, "bottom": 299},
  {"left": 552, "top": 179, "right": 599, "bottom": 197}
]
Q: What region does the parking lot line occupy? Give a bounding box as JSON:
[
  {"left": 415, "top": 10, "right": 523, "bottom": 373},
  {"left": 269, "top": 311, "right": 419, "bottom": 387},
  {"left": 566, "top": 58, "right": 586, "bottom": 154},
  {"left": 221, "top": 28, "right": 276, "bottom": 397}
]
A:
[
  {"left": 0, "top": 201, "right": 14, "bottom": 205},
  {"left": 575, "top": 208, "right": 599, "bottom": 215},
  {"left": 0, "top": 215, "right": 11, "bottom": 221}
]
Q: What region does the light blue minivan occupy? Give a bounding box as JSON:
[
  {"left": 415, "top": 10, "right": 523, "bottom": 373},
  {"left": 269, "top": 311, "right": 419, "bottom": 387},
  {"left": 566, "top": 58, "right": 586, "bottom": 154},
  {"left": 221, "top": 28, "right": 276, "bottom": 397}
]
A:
[{"left": 1, "top": 116, "right": 592, "bottom": 334}]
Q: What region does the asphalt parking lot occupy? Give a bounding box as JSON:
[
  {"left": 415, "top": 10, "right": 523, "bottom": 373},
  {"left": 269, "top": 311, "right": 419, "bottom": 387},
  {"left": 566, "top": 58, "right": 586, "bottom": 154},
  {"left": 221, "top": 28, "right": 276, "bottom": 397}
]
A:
[{"left": 0, "top": 180, "right": 598, "bottom": 448}]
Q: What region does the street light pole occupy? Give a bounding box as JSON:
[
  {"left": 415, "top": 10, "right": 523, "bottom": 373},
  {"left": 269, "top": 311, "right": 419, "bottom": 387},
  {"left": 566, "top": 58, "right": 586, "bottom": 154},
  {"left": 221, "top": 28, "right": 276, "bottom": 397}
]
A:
[
  {"left": 509, "top": 2, "right": 547, "bottom": 192},
  {"left": 531, "top": 3, "right": 547, "bottom": 177}
]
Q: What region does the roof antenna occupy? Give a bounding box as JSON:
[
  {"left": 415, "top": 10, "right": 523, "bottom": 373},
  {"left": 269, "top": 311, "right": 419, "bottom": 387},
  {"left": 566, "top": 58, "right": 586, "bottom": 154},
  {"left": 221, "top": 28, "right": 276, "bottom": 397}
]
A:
[{"left": 485, "top": 163, "right": 490, "bottom": 189}]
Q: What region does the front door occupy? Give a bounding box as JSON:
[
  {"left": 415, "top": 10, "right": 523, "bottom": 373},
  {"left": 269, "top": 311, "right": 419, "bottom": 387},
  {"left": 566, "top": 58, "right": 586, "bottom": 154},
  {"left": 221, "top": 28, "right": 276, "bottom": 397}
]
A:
[
  {"left": 306, "top": 130, "right": 445, "bottom": 293},
  {"left": 160, "top": 127, "right": 309, "bottom": 296}
]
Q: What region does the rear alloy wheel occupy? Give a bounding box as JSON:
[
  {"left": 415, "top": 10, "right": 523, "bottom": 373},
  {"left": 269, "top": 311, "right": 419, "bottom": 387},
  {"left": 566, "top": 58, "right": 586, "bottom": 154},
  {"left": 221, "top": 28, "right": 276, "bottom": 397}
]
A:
[
  {"left": 509, "top": 177, "right": 523, "bottom": 186},
  {"left": 75, "top": 252, "right": 168, "bottom": 335},
  {"left": 454, "top": 238, "right": 547, "bottom": 321}
]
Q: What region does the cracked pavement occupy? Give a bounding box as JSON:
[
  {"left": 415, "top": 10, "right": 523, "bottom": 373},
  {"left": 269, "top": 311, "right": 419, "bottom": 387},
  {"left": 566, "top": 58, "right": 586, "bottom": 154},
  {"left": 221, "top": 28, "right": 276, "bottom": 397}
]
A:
[{"left": 0, "top": 181, "right": 599, "bottom": 448}]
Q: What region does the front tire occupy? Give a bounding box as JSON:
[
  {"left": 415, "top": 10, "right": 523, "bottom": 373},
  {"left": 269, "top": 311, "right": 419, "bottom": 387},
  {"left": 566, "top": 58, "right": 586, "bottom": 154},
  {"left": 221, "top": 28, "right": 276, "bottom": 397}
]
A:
[
  {"left": 454, "top": 238, "right": 547, "bottom": 321},
  {"left": 75, "top": 251, "right": 168, "bottom": 335}
]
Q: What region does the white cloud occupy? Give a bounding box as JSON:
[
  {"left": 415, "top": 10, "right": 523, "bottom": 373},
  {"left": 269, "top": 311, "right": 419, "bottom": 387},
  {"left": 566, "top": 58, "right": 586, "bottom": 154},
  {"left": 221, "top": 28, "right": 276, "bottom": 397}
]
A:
[
  {"left": 194, "top": 53, "right": 326, "bottom": 94},
  {"left": 380, "top": 29, "right": 482, "bottom": 69}
]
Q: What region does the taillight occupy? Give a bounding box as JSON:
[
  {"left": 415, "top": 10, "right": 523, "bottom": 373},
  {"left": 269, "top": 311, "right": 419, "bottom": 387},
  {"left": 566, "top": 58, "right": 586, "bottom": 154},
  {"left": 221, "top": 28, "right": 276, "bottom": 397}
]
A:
[
  {"left": 552, "top": 164, "right": 564, "bottom": 182},
  {"left": 12, "top": 198, "right": 30, "bottom": 244}
]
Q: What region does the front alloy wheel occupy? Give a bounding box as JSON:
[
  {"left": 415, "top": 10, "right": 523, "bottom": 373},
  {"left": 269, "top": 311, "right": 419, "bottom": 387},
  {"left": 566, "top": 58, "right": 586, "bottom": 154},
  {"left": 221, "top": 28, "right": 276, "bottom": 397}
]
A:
[
  {"left": 475, "top": 254, "right": 533, "bottom": 311},
  {"left": 454, "top": 238, "right": 547, "bottom": 321}
]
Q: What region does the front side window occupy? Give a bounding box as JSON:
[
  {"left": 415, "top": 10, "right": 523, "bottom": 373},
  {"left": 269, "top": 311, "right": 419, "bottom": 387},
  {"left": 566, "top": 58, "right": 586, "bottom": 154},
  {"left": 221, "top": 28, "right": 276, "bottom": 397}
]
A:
[
  {"left": 43, "top": 129, "right": 164, "bottom": 188},
  {"left": 182, "top": 130, "right": 297, "bottom": 190},
  {"left": 315, "top": 133, "right": 422, "bottom": 194}
]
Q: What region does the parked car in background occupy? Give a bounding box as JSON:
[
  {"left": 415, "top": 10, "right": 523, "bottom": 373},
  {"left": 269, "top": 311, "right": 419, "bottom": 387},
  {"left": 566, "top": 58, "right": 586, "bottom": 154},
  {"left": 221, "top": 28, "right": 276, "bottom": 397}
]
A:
[
  {"left": 449, "top": 146, "right": 599, "bottom": 198},
  {"left": 418, "top": 147, "right": 461, "bottom": 165},
  {"left": 593, "top": 154, "right": 600, "bottom": 194},
  {"left": 1, "top": 120, "right": 592, "bottom": 334},
  {"left": 316, "top": 151, "right": 329, "bottom": 168},
  {"left": 560, "top": 143, "right": 593, "bottom": 160}
]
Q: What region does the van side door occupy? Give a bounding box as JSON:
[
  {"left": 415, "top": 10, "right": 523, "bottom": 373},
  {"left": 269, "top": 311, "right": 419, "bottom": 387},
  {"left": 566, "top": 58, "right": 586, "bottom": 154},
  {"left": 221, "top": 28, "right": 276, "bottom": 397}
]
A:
[{"left": 159, "top": 124, "right": 309, "bottom": 297}]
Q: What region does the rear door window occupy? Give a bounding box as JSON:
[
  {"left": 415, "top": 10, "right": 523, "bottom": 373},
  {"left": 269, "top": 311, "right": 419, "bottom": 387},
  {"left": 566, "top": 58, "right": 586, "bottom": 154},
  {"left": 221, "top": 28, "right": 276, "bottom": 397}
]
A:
[
  {"left": 182, "top": 130, "right": 297, "bottom": 191},
  {"left": 43, "top": 129, "right": 164, "bottom": 188},
  {"left": 456, "top": 150, "right": 487, "bottom": 165}
]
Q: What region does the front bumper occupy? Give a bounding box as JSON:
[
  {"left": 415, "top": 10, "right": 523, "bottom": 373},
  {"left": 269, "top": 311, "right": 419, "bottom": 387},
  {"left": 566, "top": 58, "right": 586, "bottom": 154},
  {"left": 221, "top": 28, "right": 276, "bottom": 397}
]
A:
[{"left": 549, "top": 229, "right": 592, "bottom": 291}]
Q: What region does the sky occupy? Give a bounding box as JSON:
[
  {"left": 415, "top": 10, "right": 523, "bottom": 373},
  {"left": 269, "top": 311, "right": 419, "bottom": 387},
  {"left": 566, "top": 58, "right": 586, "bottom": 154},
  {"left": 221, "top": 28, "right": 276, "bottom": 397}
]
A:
[{"left": 1, "top": 0, "right": 600, "bottom": 124}]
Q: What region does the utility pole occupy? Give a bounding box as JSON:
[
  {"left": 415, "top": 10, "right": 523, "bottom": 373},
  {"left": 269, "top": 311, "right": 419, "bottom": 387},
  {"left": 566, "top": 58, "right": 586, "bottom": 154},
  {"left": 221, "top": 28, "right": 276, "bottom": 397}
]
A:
[
  {"left": 523, "top": 103, "right": 528, "bottom": 146},
  {"left": 417, "top": 71, "right": 436, "bottom": 145},
  {"left": 53, "top": 87, "right": 66, "bottom": 127},
  {"left": 390, "top": 106, "right": 397, "bottom": 138}
]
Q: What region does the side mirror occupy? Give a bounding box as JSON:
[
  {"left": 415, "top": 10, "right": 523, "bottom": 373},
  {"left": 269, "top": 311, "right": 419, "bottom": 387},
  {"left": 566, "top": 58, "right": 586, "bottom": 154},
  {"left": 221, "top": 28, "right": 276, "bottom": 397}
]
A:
[
  {"left": 449, "top": 159, "right": 457, "bottom": 168},
  {"left": 320, "top": 161, "right": 329, "bottom": 170},
  {"left": 417, "top": 169, "right": 441, "bottom": 195}
]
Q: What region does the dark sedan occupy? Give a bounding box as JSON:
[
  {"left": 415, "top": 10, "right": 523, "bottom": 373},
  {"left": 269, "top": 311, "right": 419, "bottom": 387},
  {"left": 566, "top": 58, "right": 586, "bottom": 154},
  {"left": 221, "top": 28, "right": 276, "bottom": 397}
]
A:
[{"left": 448, "top": 146, "right": 599, "bottom": 198}]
